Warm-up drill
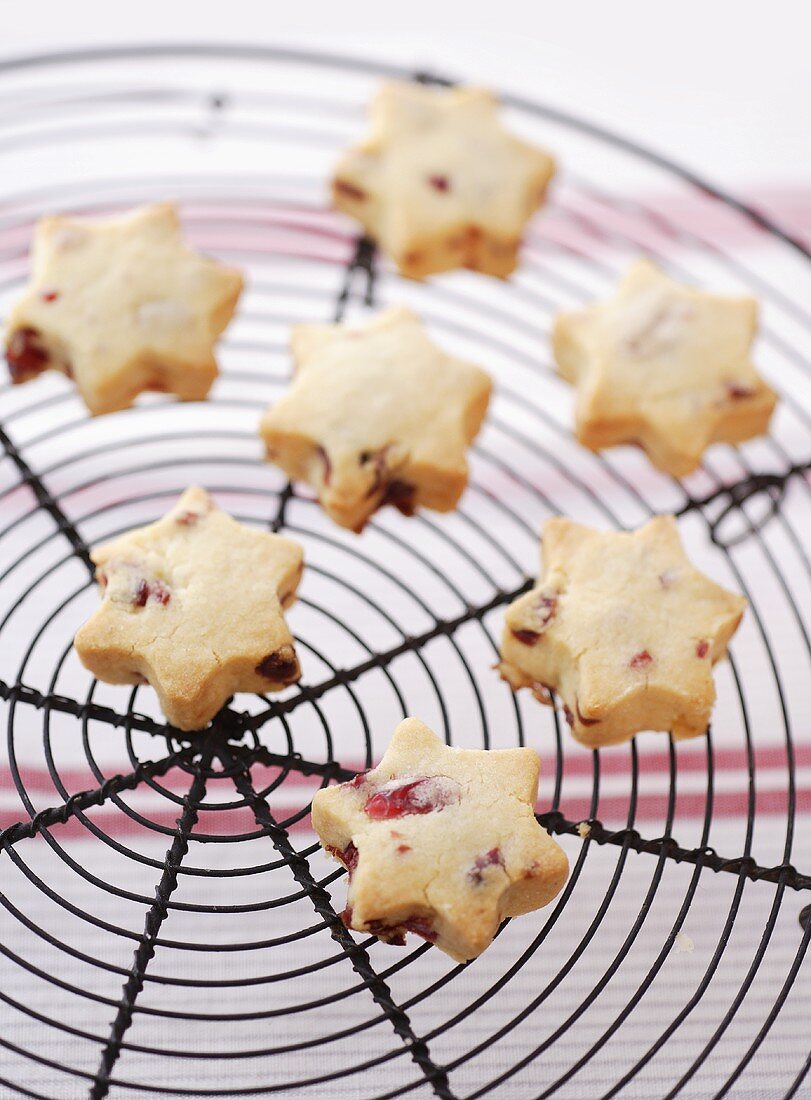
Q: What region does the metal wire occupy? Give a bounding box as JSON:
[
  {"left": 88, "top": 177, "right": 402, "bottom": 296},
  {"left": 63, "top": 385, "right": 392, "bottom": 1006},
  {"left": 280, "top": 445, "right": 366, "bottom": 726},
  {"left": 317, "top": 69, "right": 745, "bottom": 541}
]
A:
[{"left": 0, "top": 43, "right": 809, "bottom": 1099}]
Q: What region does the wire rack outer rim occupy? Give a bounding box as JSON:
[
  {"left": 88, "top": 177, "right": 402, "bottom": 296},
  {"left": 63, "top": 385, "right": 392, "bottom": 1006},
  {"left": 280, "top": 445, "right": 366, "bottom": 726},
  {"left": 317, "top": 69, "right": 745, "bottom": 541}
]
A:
[{"left": 0, "top": 40, "right": 809, "bottom": 1100}]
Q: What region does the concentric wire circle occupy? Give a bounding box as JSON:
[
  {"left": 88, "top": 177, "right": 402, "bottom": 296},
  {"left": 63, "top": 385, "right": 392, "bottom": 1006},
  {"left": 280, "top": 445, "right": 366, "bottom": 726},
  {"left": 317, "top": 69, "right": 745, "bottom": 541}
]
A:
[{"left": 0, "top": 44, "right": 810, "bottom": 1100}]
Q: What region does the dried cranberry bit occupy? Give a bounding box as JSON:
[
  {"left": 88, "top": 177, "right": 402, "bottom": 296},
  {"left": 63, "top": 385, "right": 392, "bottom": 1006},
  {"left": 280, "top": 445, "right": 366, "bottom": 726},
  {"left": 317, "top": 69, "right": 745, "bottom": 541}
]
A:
[
  {"left": 397, "top": 844, "right": 412, "bottom": 854},
  {"left": 327, "top": 841, "right": 359, "bottom": 874},
  {"left": 175, "top": 510, "right": 203, "bottom": 527},
  {"left": 347, "top": 770, "right": 369, "bottom": 789},
  {"left": 6, "top": 327, "right": 50, "bottom": 383},
  {"left": 630, "top": 650, "right": 653, "bottom": 670},
  {"left": 364, "top": 776, "right": 460, "bottom": 820},
  {"left": 428, "top": 174, "right": 450, "bottom": 192},
  {"left": 41, "top": 290, "right": 59, "bottom": 303},
  {"left": 403, "top": 916, "right": 437, "bottom": 942},
  {"left": 153, "top": 582, "right": 171, "bottom": 606},
  {"left": 367, "top": 920, "right": 407, "bottom": 946},
  {"left": 367, "top": 916, "right": 437, "bottom": 945},
  {"left": 563, "top": 704, "right": 575, "bottom": 728},
  {"left": 511, "top": 628, "right": 540, "bottom": 646},
  {"left": 334, "top": 179, "right": 367, "bottom": 201},
  {"left": 725, "top": 381, "right": 756, "bottom": 401},
  {"left": 535, "top": 594, "right": 558, "bottom": 627},
  {"left": 255, "top": 646, "right": 298, "bottom": 683},
  {"left": 469, "top": 847, "right": 504, "bottom": 884},
  {"left": 132, "top": 579, "right": 171, "bottom": 607},
  {"left": 381, "top": 479, "right": 416, "bottom": 516},
  {"left": 340, "top": 906, "right": 353, "bottom": 928},
  {"left": 696, "top": 639, "right": 709, "bottom": 659}
]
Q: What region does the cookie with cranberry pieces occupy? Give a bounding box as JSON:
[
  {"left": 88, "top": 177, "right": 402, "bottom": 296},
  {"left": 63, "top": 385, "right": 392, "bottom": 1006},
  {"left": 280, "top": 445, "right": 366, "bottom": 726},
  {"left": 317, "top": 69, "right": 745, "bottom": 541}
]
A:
[
  {"left": 332, "top": 81, "right": 555, "bottom": 279},
  {"left": 74, "top": 487, "right": 303, "bottom": 731},
  {"left": 553, "top": 259, "right": 777, "bottom": 476},
  {"left": 260, "top": 306, "right": 492, "bottom": 532},
  {"left": 4, "top": 203, "right": 243, "bottom": 414},
  {"left": 312, "top": 718, "right": 568, "bottom": 962},
  {"left": 499, "top": 515, "right": 746, "bottom": 746}
]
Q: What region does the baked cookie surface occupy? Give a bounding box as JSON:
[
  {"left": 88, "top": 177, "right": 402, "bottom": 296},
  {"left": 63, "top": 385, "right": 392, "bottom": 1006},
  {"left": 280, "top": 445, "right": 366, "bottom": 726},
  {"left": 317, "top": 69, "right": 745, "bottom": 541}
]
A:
[
  {"left": 311, "top": 718, "right": 568, "bottom": 962},
  {"left": 499, "top": 516, "right": 746, "bottom": 747},
  {"left": 332, "top": 81, "right": 555, "bottom": 279},
  {"left": 74, "top": 487, "right": 303, "bottom": 731},
  {"left": 553, "top": 259, "right": 777, "bottom": 476},
  {"left": 4, "top": 203, "right": 243, "bottom": 415},
  {"left": 260, "top": 306, "right": 492, "bottom": 532}
]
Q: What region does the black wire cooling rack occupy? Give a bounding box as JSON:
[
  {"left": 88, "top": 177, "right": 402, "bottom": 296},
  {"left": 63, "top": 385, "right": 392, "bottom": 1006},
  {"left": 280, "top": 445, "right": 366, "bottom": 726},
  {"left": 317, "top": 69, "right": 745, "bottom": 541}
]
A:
[{"left": 1, "top": 44, "right": 811, "bottom": 1100}]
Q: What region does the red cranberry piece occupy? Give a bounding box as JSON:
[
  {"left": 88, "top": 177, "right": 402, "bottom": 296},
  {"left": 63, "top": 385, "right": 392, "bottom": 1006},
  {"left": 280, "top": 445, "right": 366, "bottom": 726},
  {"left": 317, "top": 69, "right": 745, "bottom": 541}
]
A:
[
  {"left": 152, "top": 582, "right": 171, "bottom": 605},
  {"left": 563, "top": 702, "right": 598, "bottom": 728},
  {"left": 327, "top": 841, "right": 358, "bottom": 874},
  {"left": 334, "top": 179, "right": 367, "bottom": 201},
  {"left": 341, "top": 905, "right": 353, "bottom": 928},
  {"left": 725, "top": 382, "right": 756, "bottom": 400},
  {"left": 696, "top": 639, "right": 709, "bottom": 659},
  {"left": 364, "top": 776, "right": 460, "bottom": 820},
  {"left": 367, "top": 919, "right": 407, "bottom": 946},
  {"left": 367, "top": 916, "right": 437, "bottom": 945},
  {"left": 536, "top": 594, "right": 557, "bottom": 626},
  {"left": 41, "top": 290, "right": 59, "bottom": 303},
  {"left": 133, "top": 579, "right": 171, "bottom": 607},
  {"left": 512, "top": 594, "right": 557, "bottom": 646},
  {"left": 362, "top": 447, "right": 416, "bottom": 515},
  {"left": 630, "top": 650, "right": 653, "bottom": 670},
  {"left": 6, "top": 327, "right": 50, "bottom": 383},
  {"left": 175, "top": 510, "right": 202, "bottom": 526},
  {"left": 397, "top": 844, "right": 412, "bottom": 854},
  {"left": 469, "top": 847, "right": 504, "bottom": 884},
  {"left": 347, "top": 770, "right": 369, "bottom": 789},
  {"left": 428, "top": 175, "right": 450, "bottom": 192},
  {"left": 403, "top": 916, "right": 437, "bottom": 942},
  {"left": 255, "top": 645, "right": 299, "bottom": 683},
  {"left": 381, "top": 479, "right": 416, "bottom": 516}
]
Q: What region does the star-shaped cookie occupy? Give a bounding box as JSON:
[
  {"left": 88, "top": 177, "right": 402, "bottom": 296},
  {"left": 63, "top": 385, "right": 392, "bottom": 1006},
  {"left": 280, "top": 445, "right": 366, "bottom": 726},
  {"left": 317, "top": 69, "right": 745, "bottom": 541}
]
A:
[
  {"left": 312, "top": 718, "right": 568, "bottom": 962},
  {"left": 332, "top": 81, "right": 555, "bottom": 279},
  {"left": 553, "top": 259, "right": 777, "bottom": 476},
  {"left": 499, "top": 515, "right": 746, "bottom": 747},
  {"left": 4, "top": 202, "right": 244, "bottom": 415},
  {"left": 260, "top": 306, "right": 492, "bottom": 532},
  {"left": 74, "top": 487, "right": 303, "bottom": 731}
]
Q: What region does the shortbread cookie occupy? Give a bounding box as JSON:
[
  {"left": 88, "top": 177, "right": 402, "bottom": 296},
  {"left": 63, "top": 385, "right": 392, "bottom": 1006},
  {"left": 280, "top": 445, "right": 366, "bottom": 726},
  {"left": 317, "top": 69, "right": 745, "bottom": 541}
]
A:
[
  {"left": 4, "top": 203, "right": 243, "bottom": 415},
  {"left": 260, "top": 306, "right": 492, "bottom": 532},
  {"left": 74, "top": 487, "right": 303, "bottom": 730},
  {"left": 499, "top": 516, "right": 746, "bottom": 747},
  {"left": 312, "top": 718, "right": 568, "bottom": 962},
  {"left": 553, "top": 260, "right": 777, "bottom": 476},
  {"left": 332, "top": 82, "right": 555, "bottom": 279}
]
